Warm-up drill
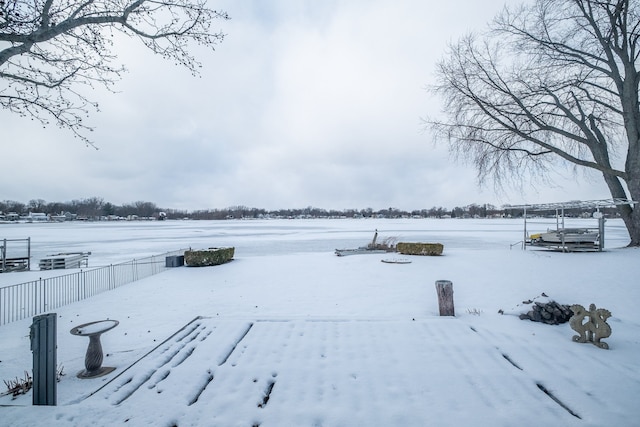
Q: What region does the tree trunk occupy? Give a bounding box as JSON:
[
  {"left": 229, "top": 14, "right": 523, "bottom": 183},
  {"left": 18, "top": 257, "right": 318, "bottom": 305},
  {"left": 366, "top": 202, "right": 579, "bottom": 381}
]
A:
[
  {"left": 622, "top": 182, "right": 640, "bottom": 247},
  {"left": 601, "top": 171, "right": 640, "bottom": 247},
  {"left": 618, "top": 60, "right": 640, "bottom": 246}
]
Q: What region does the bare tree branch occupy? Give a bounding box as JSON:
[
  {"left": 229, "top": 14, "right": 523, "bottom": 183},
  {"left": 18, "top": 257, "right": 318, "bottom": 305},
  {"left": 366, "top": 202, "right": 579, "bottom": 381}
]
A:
[
  {"left": 1, "top": 0, "right": 229, "bottom": 146},
  {"left": 426, "top": 0, "right": 640, "bottom": 245}
]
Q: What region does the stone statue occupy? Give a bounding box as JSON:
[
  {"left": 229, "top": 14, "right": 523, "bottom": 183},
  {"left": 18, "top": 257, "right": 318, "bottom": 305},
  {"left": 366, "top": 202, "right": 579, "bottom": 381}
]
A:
[{"left": 569, "top": 304, "right": 612, "bottom": 349}]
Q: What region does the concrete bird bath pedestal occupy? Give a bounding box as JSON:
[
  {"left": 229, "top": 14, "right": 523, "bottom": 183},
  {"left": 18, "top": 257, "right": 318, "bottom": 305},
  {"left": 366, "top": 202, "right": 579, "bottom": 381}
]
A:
[{"left": 70, "top": 319, "right": 119, "bottom": 378}]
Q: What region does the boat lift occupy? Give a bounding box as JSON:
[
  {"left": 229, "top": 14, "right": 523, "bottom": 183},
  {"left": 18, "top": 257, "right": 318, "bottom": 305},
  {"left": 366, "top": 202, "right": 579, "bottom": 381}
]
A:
[
  {"left": 506, "top": 199, "right": 637, "bottom": 252},
  {"left": 1, "top": 237, "right": 31, "bottom": 272}
]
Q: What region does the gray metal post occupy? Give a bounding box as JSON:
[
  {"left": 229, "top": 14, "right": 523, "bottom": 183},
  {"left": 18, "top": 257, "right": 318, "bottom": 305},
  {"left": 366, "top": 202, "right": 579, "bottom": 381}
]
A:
[
  {"left": 1, "top": 238, "right": 6, "bottom": 271},
  {"left": 30, "top": 313, "right": 57, "bottom": 406},
  {"left": 523, "top": 208, "right": 527, "bottom": 250},
  {"left": 599, "top": 216, "right": 605, "bottom": 251}
]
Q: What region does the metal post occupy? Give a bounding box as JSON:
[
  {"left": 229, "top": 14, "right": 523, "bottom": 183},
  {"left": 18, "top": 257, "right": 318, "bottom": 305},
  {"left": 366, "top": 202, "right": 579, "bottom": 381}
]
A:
[
  {"left": 599, "top": 215, "right": 605, "bottom": 251},
  {"left": 523, "top": 207, "right": 527, "bottom": 250},
  {"left": 30, "top": 313, "right": 57, "bottom": 406},
  {"left": 1, "top": 238, "right": 6, "bottom": 271}
]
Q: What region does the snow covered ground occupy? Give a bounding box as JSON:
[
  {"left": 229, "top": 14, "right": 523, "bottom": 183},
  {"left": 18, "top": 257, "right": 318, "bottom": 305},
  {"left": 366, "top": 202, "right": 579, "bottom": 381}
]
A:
[{"left": 0, "top": 218, "right": 639, "bottom": 426}]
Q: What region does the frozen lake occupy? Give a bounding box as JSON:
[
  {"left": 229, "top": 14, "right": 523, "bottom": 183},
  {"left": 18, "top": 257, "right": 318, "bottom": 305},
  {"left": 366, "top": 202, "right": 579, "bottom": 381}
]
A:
[
  {"left": 1, "top": 217, "right": 638, "bottom": 426},
  {"left": 0, "top": 217, "right": 630, "bottom": 286}
]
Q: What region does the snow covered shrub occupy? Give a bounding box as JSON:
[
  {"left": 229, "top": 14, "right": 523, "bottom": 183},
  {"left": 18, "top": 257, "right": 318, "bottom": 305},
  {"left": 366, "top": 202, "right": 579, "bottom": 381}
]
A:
[
  {"left": 397, "top": 242, "right": 443, "bottom": 256},
  {"left": 184, "top": 247, "right": 235, "bottom": 267}
]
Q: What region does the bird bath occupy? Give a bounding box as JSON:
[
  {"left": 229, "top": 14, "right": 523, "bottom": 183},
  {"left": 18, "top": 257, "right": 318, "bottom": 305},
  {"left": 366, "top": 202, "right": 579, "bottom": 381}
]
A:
[{"left": 70, "top": 319, "right": 119, "bottom": 378}]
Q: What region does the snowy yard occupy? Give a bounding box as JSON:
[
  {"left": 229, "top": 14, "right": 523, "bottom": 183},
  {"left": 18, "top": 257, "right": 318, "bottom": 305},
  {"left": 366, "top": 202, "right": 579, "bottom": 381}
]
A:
[{"left": 0, "top": 218, "right": 639, "bottom": 426}]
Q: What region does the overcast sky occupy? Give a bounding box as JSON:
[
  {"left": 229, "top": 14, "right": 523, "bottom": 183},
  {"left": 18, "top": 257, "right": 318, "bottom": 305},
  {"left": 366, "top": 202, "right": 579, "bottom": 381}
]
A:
[{"left": 2, "top": 0, "right": 612, "bottom": 212}]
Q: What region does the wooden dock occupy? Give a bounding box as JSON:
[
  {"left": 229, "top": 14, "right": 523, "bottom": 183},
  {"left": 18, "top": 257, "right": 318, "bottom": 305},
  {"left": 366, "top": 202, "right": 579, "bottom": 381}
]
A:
[{"left": 39, "top": 252, "right": 90, "bottom": 270}]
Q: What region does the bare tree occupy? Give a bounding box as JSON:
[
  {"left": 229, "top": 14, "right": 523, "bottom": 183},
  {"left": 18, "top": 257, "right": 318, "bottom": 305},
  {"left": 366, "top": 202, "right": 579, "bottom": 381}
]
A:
[
  {"left": 427, "top": 0, "right": 640, "bottom": 246},
  {"left": 133, "top": 200, "right": 157, "bottom": 217},
  {"left": 77, "top": 196, "right": 105, "bottom": 218},
  {"left": 27, "top": 198, "right": 47, "bottom": 212},
  {"left": 0, "top": 199, "right": 25, "bottom": 213},
  {"left": 0, "top": 0, "right": 229, "bottom": 145}
]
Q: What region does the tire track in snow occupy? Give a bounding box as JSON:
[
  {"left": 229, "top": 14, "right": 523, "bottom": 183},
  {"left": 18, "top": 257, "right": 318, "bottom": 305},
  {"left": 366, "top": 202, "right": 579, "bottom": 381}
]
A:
[
  {"left": 218, "top": 322, "right": 254, "bottom": 366},
  {"left": 86, "top": 319, "right": 254, "bottom": 408},
  {"left": 187, "top": 371, "right": 214, "bottom": 405},
  {"left": 83, "top": 318, "right": 592, "bottom": 426},
  {"left": 422, "top": 320, "right": 578, "bottom": 420},
  {"left": 466, "top": 322, "right": 582, "bottom": 419},
  {"left": 108, "top": 320, "right": 209, "bottom": 404}
]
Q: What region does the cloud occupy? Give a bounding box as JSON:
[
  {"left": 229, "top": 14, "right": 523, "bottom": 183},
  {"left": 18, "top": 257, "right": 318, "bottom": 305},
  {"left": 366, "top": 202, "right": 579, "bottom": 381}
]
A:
[{"left": 1, "top": 0, "right": 613, "bottom": 211}]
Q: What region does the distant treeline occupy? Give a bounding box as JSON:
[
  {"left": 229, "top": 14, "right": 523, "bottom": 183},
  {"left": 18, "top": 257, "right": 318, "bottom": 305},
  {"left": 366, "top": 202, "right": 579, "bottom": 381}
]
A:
[{"left": 0, "top": 197, "right": 620, "bottom": 221}]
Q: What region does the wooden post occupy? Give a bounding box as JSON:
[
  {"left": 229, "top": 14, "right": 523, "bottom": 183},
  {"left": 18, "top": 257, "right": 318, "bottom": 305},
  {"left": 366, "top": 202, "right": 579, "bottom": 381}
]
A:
[{"left": 435, "top": 280, "right": 455, "bottom": 316}]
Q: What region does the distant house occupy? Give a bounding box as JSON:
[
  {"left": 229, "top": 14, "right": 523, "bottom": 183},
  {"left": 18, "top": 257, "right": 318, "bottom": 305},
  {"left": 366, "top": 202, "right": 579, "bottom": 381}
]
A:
[
  {"left": 6, "top": 212, "right": 20, "bottom": 221},
  {"left": 50, "top": 212, "right": 76, "bottom": 222},
  {"left": 51, "top": 212, "right": 67, "bottom": 222},
  {"left": 26, "top": 212, "right": 49, "bottom": 222}
]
